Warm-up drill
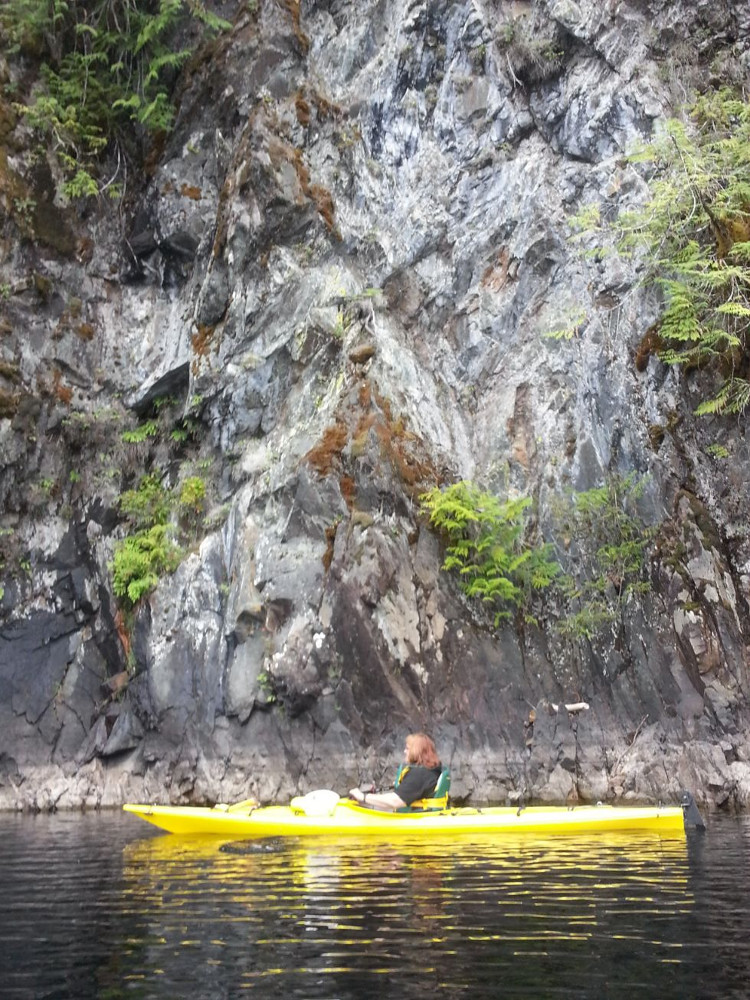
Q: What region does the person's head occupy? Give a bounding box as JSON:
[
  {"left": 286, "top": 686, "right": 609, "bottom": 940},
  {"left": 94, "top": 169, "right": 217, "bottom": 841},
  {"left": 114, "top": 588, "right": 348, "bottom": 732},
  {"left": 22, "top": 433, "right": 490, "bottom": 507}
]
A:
[{"left": 404, "top": 732, "right": 440, "bottom": 768}]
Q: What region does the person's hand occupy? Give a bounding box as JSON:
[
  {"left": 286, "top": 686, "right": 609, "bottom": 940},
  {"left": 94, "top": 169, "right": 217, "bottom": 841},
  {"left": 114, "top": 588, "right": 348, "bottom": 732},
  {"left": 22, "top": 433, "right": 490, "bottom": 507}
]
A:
[{"left": 349, "top": 787, "right": 365, "bottom": 803}]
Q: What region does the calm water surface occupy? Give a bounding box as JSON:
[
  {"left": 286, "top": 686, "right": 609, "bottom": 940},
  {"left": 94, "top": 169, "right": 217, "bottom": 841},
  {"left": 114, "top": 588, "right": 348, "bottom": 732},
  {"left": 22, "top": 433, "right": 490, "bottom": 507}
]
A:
[{"left": 0, "top": 811, "right": 748, "bottom": 999}]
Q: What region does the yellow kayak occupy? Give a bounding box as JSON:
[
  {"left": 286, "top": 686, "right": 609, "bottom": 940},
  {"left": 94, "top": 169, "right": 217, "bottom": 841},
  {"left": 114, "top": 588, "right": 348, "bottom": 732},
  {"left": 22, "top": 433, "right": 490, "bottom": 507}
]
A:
[{"left": 123, "top": 795, "right": 687, "bottom": 839}]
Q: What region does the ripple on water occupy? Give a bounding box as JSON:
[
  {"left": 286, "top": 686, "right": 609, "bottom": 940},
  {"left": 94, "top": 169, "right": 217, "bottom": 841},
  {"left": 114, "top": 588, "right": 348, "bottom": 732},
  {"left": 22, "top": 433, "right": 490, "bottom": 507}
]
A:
[{"left": 0, "top": 813, "right": 749, "bottom": 999}]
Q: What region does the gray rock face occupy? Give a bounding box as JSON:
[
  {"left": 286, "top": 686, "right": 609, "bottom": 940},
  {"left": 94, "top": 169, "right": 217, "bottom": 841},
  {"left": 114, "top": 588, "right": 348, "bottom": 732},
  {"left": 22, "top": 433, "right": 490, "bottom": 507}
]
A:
[{"left": 1, "top": 0, "right": 750, "bottom": 812}]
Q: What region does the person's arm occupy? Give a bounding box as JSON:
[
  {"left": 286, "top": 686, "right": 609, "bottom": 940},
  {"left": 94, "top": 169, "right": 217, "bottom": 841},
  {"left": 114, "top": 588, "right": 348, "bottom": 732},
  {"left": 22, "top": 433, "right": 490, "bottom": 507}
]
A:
[{"left": 349, "top": 787, "right": 406, "bottom": 811}]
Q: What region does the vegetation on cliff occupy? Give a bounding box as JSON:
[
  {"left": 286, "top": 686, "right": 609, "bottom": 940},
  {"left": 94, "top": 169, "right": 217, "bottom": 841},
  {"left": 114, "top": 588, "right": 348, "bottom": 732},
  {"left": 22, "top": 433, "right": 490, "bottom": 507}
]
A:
[
  {"left": 420, "top": 482, "right": 559, "bottom": 625},
  {"left": 1, "top": 0, "right": 230, "bottom": 197},
  {"left": 422, "top": 475, "right": 653, "bottom": 641},
  {"left": 549, "top": 475, "right": 654, "bottom": 641},
  {"left": 578, "top": 89, "right": 750, "bottom": 416},
  {"left": 111, "top": 429, "right": 209, "bottom": 606}
]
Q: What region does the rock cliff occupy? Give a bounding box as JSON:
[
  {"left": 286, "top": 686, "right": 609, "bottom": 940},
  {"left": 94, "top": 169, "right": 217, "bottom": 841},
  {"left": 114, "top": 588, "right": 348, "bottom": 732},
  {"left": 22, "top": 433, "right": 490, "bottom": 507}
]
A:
[{"left": 2, "top": 0, "right": 750, "bottom": 811}]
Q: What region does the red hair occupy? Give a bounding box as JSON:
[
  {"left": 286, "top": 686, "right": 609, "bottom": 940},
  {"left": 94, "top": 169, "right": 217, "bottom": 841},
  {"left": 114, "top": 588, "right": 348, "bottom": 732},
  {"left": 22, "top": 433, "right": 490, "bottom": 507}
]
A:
[{"left": 405, "top": 733, "right": 440, "bottom": 768}]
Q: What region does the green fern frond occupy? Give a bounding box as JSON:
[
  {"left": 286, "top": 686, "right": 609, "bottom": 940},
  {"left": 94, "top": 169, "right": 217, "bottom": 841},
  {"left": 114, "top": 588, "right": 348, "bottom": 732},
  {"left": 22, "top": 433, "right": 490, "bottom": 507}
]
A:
[
  {"left": 694, "top": 378, "right": 750, "bottom": 415},
  {"left": 716, "top": 301, "right": 750, "bottom": 317},
  {"left": 421, "top": 480, "right": 559, "bottom": 621},
  {"left": 5, "top": 0, "right": 231, "bottom": 198},
  {"left": 581, "top": 89, "right": 750, "bottom": 417}
]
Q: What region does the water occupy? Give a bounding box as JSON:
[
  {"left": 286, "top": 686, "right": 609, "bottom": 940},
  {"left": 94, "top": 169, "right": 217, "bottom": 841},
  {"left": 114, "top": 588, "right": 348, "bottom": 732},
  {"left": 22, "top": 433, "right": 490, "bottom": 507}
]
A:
[{"left": 0, "top": 812, "right": 749, "bottom": 999}]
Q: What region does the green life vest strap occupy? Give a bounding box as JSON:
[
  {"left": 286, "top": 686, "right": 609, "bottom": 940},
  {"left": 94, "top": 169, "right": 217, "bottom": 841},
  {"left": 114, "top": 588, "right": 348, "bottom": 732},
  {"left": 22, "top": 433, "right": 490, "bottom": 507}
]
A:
[{"left": 395, "top": 766, "right": 451, "bottom": 811}]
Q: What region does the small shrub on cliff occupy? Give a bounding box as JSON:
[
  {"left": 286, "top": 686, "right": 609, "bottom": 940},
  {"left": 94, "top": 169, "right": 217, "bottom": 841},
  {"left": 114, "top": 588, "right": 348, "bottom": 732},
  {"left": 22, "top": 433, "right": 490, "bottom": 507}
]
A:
[
  {"left": 111, "top": 470, "right": 208, "bottom": 606},
  {"left": 121, "top": 420, "right": 159, "bottom": 444},
  {"left": 575, "top": 89, "right": 750, "bottom": 416},
  {"left": 497, "top": 14, "right": 565, "bottom": 86},
  {"left": 2, "top": 0, "right": 230, "bottom": 198},
  {"left": 550, "top": 474, "right": 654, "bottom": 640},
  {"left": 118, "top": 474, "right": 170, "bottom": 529},
  {"left": 177, "top": 475, "right": 207, "bottom": 534},
  {"left": 420, "top": 481, "right": 560, "bottom": 623},
  {"left": 423, "top": 475, "right": 654, "bottom": 641},
  {"left": 111, "top": 523, "right": 181, "bottom": 604},
  {"left": 178, "top": 475, "right": 206, "bottom": 517}
]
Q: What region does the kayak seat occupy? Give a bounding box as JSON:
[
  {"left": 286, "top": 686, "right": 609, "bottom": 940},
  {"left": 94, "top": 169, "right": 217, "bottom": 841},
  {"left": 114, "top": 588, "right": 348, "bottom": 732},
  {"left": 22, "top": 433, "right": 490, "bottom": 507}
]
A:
[{"left": 399, "top": 768, "right": 451, "bottom": 812}]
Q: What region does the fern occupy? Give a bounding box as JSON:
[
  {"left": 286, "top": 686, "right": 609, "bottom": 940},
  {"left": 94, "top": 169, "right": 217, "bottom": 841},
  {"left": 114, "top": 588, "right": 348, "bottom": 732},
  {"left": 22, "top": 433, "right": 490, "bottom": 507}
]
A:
[
  {"left": 550, "top": 474, "right": 654, "bottom": 641},
  {"left": 544, "top": 308, "right": 587, "bottom": 340},
  {"left": 717, "top": 301, "right": 750, "bottom": 317},
  {"left": 421, "top": 482, "right": 558, "bottom": 622},
  {"left": 577, "top": 89, "right": 750, "bottom": 415},
  {"left": 111, "top": 466, "right": 209, "bottom": 606},
  {"left": 111, "top": 524, "right": 181, "bottom": 605},
  {"left": 4, "top": 0, "right": 230, "bottom": 197},
  {"left": 121, "top": 419, "right": 158, "bottom": 443},
  {"left": 118, "top": 474, "right": 171, "bottom": 529},
  {"left": 694, "top": 378, "right": 750, "bottom": 415},
  {"left": 427, "top": 476, "right": 656, "bottom": 639}
]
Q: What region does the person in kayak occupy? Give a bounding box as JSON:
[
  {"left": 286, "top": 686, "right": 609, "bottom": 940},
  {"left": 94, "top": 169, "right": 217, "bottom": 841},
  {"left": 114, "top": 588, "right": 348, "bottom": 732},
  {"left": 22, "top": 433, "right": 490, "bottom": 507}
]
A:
[{"left": 349, "top": 732, "right": 443, "bottom": 811}]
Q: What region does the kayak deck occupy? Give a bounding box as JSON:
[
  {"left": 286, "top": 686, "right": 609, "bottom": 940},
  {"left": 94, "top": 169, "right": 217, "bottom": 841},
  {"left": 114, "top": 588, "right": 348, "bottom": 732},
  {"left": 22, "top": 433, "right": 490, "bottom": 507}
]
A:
[{"left": 123, "top": 801, "right": 686, "bottom": 839}]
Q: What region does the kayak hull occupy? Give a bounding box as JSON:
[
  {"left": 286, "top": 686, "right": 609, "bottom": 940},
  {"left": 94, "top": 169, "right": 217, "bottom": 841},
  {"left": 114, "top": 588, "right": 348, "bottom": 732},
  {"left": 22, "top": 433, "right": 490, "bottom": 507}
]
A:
[{"left": 123, "top": 801, "right": 686, "bottom": 839}]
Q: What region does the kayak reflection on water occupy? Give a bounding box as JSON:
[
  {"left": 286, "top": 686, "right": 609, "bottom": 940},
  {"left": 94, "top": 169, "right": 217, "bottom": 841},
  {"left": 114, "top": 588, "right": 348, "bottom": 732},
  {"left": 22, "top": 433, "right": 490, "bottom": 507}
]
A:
[{"left": 120, "top": 824, "right": 693, "bottom": 997}]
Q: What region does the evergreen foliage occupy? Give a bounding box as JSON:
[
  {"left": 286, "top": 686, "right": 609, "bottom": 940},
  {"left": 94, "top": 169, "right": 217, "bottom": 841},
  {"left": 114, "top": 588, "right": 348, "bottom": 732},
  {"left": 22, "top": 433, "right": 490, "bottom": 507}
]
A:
[
  {"left": 577, "top": 89, "right": 750, "bottom": 415},
  {"left": 177, "top": 474, "right": 206, "bottom": 528},
  {"left": 1, "top": 0, "right": 230, "bottom": 197},
  {"left": 422, "top": 475, "right": 654, "bottom": 641},
  {"left": 118, "top": 473, "right": 170, "bottom": 529},
  {"left": 544, "top": 308, "right": 587, "bottom": 340},
  {"left": 551, "top": 474, "right": 653, "bottom": 640},
  {"left": 110, "top": 470, "right": 207, "bottom": 606},
  {"left": 121, "top": 419, "right": 159, "bottom": 443},
  {"left": 111, "top": 523, "right": 181, "bottom": 604},
  {"left": 420, "top": 481, "right": 560, "bottom": 624}
]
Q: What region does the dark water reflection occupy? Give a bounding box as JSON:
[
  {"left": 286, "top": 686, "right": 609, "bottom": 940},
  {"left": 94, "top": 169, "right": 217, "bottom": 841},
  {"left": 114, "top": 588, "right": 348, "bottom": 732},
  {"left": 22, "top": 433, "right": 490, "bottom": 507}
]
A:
[{"left": 0, "top": 812, "right": 749, "bottom": 999}]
